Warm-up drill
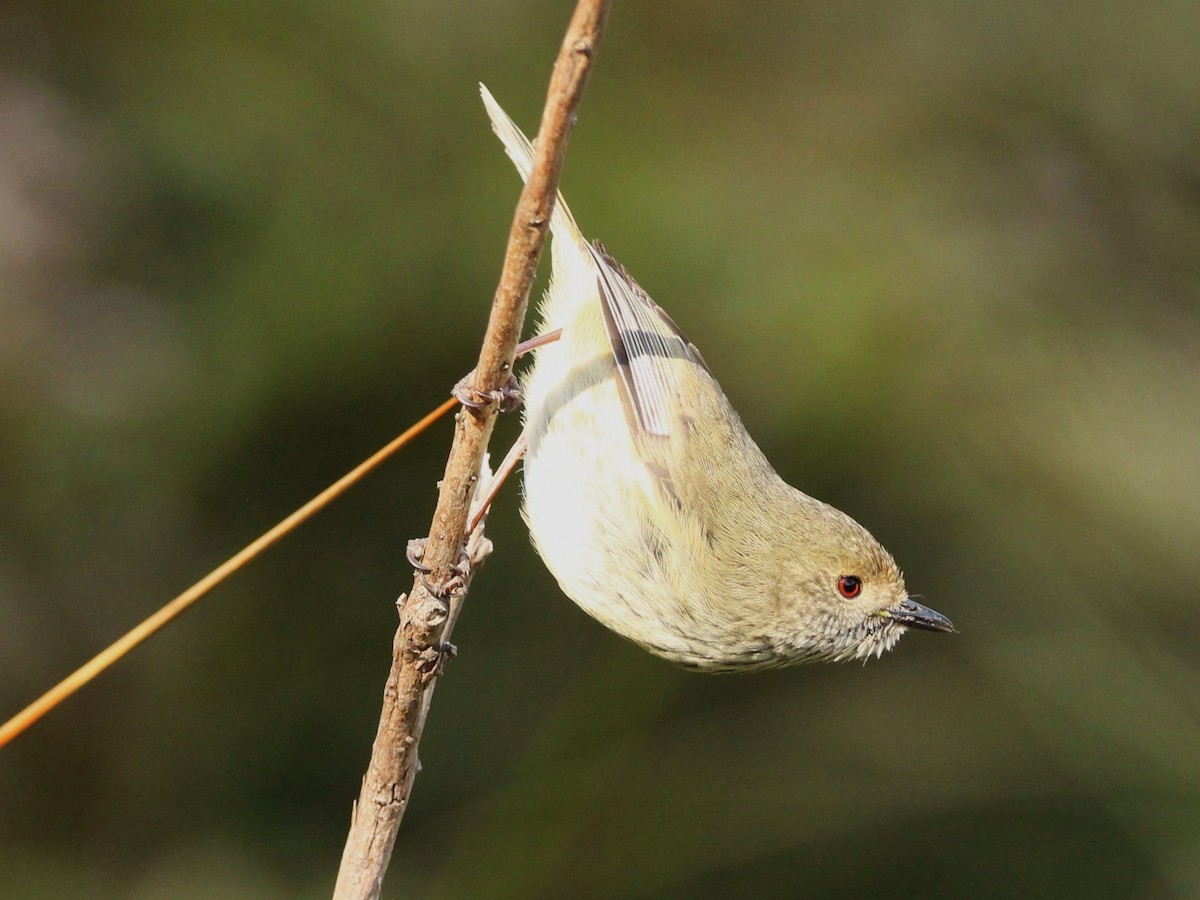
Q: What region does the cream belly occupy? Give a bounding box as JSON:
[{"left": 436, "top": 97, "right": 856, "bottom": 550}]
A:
[
  {"left": 520, "top": 300, "right": 708, "bottom": 660},
  {"left": 519, "top": 290, "right": 760, "bottom": 664},
  {"left": 483, "top": 83, "right": 947, "bottom": 669}
]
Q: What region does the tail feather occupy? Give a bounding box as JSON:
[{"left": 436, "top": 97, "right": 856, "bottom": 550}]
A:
[{"left": 479, "top": 83, "right": 585, "bottom": 249}]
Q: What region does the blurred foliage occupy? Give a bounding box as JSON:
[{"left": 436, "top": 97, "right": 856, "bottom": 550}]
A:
[{"left": 1, "top": 1, "right": 1199, "bottom": 897}]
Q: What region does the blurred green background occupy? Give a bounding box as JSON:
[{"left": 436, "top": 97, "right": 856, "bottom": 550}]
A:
[{"left": 2, "top": 2, "right": 1199, "bottom": 897}]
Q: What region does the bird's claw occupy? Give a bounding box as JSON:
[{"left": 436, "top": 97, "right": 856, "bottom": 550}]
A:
[
  {"left": 406, "top": 538, "right": 431, "bottom": 573},
  {"left": 410, "top": 544, "right": 472, "bottom": 598},
  {"left": 453, "top": 373, "right": 522, "bottom": 412},
  {"left": 409, "top": 639, "right": 457, "bottom": 683}
]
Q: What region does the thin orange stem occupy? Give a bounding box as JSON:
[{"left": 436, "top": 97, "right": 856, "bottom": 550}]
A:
[{"left": 0, "top": 396, "right": 458, "bottom": 749}]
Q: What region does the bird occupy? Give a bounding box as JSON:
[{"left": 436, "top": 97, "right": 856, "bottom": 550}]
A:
[{"left": 482, "top": 85, "right": 953, "bottom": 671}]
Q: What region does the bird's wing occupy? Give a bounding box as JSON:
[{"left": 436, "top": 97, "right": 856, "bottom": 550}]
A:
[
  {"left": 481, "top": 84, "right": 708, "bottom": 496},
  {"left": 590, "top": 242, "right": 708, "bottom": 440}
]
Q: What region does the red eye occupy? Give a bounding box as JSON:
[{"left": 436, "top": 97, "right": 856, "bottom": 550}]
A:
[{"left": 837, "top": 575, "right": 862, "bottom": 599}]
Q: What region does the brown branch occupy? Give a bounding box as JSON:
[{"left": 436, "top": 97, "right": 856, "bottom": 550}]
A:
[{"left": 331, "top": 2, "right": 612, "bottom": 897}]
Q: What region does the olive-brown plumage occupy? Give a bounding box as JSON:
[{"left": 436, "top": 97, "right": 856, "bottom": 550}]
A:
[{"left": 482, "top": 86, "right": 952, "bottom": 670}]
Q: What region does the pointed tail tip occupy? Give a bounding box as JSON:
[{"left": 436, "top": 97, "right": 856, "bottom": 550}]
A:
[{"left": 479, "top": 83, "right": 503, "bottom": 124}]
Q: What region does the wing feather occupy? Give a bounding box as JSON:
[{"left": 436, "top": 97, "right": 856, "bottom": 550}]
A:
[
  {"left": 589, "top": 242, "right": 708, "bottom": 440},
  {"left": 480, "top": 85, "right": 710, "bottom": 497}
]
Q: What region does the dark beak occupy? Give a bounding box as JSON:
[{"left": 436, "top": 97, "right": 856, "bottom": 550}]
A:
[{"left": 885, "top": 598, "right": 955, "bottom": 633}]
